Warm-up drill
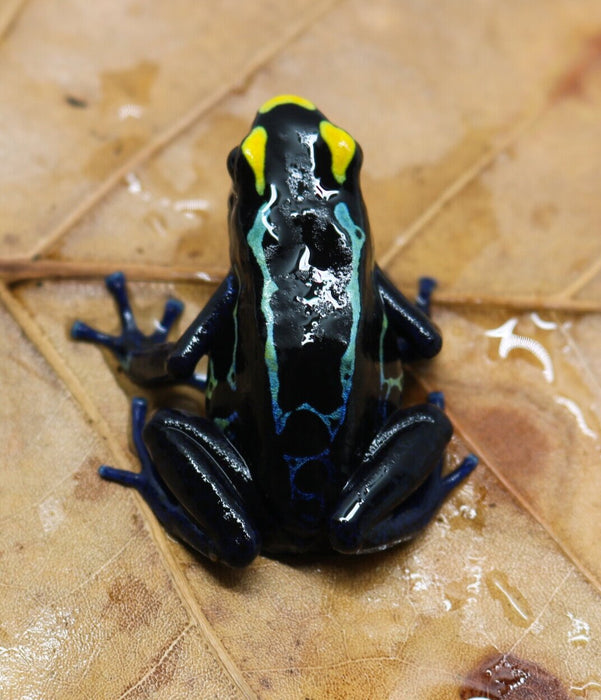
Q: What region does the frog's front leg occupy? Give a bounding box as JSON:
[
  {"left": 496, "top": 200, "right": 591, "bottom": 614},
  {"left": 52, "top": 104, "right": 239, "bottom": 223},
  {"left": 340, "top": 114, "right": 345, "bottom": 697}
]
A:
[
  {"left": 72, "top": 271, "right": 237, "bottom": 387},
  {"left": 101, "top": 398, "right": 262, "bottom": 567},
  {"left": 375, "top": 266, "right": 442, "bottom": 362},
  {"left": 72, "top": 271, "right": 186, "bottom": 385},
  {"left": 329, "top": 393, "right": 477, "bottom": 554}
]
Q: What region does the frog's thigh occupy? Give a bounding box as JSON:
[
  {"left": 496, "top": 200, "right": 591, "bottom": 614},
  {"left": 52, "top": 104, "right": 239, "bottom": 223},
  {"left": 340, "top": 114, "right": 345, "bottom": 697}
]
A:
[
  {"left": 143, "top": 409, "right": 261, "bottom": 567},
  {"left": 329, "top": 404, "right": 452, "bottom": 554}
]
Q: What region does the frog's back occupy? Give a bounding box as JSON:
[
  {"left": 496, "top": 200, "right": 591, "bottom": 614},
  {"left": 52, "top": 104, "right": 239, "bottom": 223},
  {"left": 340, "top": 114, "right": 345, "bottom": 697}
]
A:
[
  {"left": 229, "top": 261, "right": 384, "bottom": 550},
  {"left": 207, "top": 95, "right": 392, "bottom": 549}
]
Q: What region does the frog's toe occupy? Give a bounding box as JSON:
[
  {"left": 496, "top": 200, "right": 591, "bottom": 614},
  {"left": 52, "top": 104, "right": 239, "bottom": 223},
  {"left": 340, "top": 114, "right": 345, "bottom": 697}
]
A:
[
  {"left": 71, "top": 272, "right": 137, "bottom": 351},
  {"left": 71, "top": 319, "right": 98, "bottom": 341},
  {"left": 104, "top": 272, "right": 146, "bottom": 338},
  {"left": 424, "top": 391, "right": 479, "bottom": 492},
  {"left": 442, "top": 453, "right": 478, "bottom": 493},
  {"left": 105, "top": 271, "right": 128, "bottom": 302},
  {"left": 150, "top": 298, "right": 184, "bottom": 343},
  {"left": 427, "top": 390, "right": 445, "bottom": 410},
  {"left": 71, "top": 319, "right": 123, "bottom": 352},
  {"left": 98, "top": 464, "right": 142, "bottom": 488},
  {"left": 159, "top": 298, "right": 184, "bottom": 331},
  {"left": 98, "top": 398, "right": 150, "bottom": 488},
  {"left": 416, "top": 276, "right": 437, "bottom": 316}
]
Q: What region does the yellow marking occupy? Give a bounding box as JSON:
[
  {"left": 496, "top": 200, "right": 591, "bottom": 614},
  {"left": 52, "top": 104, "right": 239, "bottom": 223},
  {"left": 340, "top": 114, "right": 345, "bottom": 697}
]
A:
[
  {"left": 241, "top": 126, "right": 268, "bottom": 195},
  {"left": 259, "top": 94, "right": 316, "bottom": 113},
  {"left": 319, "top": 120, "right": 356, "bottom": 184}
]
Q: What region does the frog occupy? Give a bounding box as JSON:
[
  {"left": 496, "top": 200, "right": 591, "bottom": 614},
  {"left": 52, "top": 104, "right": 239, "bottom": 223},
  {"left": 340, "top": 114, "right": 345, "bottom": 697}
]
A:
[{"left": 72, "top": 94, "right": 477, "bottom": 567}]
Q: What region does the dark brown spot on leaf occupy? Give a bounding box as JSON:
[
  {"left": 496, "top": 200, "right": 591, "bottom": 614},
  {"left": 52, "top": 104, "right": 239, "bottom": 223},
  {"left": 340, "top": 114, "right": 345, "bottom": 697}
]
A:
[
  {"left": 460, "top": 652, "right": 570, "bottom": 699},
  {"left": 468, "top": 405, "right": 551, "bottom": 480},
  {"left": 73, "top": 458, "right": 109, "bottom": 501},
  {"left": 3, "top": 233, "right": 18, "bottom": 246},
  {"left": 106, "top": 575, "right": 161, "bottom": 632},
  {"left": 551, "top": 33, "right": 601, "bottom": 101},
  {"left": 65, "top": 94, "right": 88, "bottom": 108}
]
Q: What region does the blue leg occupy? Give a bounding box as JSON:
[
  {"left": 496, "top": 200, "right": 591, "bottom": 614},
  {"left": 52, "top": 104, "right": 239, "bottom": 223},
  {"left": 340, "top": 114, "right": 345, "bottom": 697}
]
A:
[
  {"left": 427, "top": 390, "right": 478, "bottom": 493},
  {"left": 375, "top": 267, "right": 442, "bottom": 360},
  {"left": 72, "top": 272, "right": 183, "bottom": 355},
  {"left": 355, "top": 449, "right": 478, "bottom": 553},
  {"left": 98, "top": 397, "right": 154, "bottom": 489},
  {"left": 100, "top": 398, "right": 261, "bottom": 566},
  {"left": 71, "top": 272, "right": 208, "bottom": 387},
  {"left": 99, "top": 398, "right": 221, "bottom": 559},
  {"left": 329, "top": 393, "right": 478, "bottom": 554}
]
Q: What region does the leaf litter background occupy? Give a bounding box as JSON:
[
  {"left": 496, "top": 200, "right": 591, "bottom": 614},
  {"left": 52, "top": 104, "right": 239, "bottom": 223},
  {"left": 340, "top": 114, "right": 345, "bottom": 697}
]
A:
[{"left": 1, "top": 0, "right": 601, "bottom": 698}]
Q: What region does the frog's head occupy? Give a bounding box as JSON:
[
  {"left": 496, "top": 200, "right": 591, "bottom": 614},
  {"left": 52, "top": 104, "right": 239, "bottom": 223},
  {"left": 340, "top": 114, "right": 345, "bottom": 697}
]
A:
[{"left": 227, "top": 95, "right": 368, "bottom": 259}]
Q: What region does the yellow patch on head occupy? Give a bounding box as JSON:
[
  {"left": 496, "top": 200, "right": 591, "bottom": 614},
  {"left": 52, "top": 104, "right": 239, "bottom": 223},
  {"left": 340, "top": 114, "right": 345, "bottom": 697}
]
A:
[
  {"left": 241, "top": 126, "right": 268, "bottom": 195},
  {"left": 319, "top": 120, "right": 356, "bottom": 185},
  {"left": 259, "top": 94, "right": 316, "bottom": 113}
]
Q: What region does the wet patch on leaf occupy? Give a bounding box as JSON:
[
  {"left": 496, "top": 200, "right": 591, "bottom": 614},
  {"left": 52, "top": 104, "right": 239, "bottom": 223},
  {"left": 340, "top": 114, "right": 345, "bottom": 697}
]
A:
[{"left": 460, "top": 652, "right": 570, "bottom": 699}]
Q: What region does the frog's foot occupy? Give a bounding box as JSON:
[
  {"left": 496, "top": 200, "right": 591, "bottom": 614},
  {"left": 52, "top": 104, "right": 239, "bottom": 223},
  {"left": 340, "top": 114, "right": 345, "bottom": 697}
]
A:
[
  {"left": 98, "top": 398, "right": 208, "bottom": 540},
  {"left": 100, "top": 397, "right": 261, "bottom": 567},
  {"left": 415, "top": 276, "right": 437, "bottom": 317},
  {"left": 329, "top": 398, "right": 478, "bottom": 554},
  {"left": 72, "top": 272, "right": 183, "bottom": 355},
  {"left": 71, "top": 272, "right": 205, "bottom": 387}
]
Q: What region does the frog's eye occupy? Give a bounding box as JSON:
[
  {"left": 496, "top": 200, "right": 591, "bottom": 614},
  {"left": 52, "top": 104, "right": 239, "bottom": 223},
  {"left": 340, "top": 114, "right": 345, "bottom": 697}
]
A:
[
  {"left": 241, "top": 126, "right": 268, "bottom": 196},
  {"left": 319, "top": 120, "right": 356, "bottom": 185}
]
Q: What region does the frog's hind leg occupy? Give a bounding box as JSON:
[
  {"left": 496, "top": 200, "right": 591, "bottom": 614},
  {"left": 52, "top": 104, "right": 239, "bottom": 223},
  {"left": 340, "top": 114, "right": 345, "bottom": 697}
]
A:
[
  {"left": 99, "top": 397, "right": 261, "bottom": 567},
  {"left": 329, "top": 393, "right": 477, "bottom": 554}
]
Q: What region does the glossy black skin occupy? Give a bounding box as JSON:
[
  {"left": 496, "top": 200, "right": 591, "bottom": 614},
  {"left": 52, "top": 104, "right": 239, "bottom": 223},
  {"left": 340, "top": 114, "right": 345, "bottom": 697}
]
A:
[{"left": 72, "top": 99, "right": 477, "bottom": 566}]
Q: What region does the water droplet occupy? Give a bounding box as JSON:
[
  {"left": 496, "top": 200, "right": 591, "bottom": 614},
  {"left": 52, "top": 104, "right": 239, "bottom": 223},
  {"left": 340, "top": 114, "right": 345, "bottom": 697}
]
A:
[
  {"left": 38, "top": 496, "right": 65, "bottom": 534},
  {"left": 567, "top": 611, "right": 590, "bottom": 646},
  {"left": 485, "top": 570, "right": 533, "bottom": 628}
]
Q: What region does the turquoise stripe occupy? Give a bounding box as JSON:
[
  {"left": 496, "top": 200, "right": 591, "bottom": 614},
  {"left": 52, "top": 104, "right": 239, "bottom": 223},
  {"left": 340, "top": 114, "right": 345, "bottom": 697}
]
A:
[{"left": 247, "top": 198, "right": 365, "bottom": 441}]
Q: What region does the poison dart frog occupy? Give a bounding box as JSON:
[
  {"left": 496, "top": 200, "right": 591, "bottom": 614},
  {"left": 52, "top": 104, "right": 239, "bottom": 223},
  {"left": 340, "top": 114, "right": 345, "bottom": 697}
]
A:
[{"left": 72, "top": 95, "right": 477, "bottom": 567}]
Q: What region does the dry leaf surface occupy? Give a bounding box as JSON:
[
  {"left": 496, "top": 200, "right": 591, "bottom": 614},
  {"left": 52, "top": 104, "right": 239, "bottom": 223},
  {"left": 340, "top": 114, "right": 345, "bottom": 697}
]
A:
[{"left": 2, "top": 1, "right": 601, "bottom": 698}]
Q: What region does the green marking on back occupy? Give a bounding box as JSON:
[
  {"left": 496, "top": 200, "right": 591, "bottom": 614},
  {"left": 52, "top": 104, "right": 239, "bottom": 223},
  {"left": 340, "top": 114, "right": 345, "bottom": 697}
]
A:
[
  {"left": 378, "top": 312, "right": 403, "bottom": 402},
  {"left": 226, "top": 296, "right": 239, "bottom": 391},
  {"left": 332, "top": 202, "right": 365, "bottom": 409},
  {"left": 246, "top": 192, "right": 281, "bottom": 427},
  {"left": 247, "top": 195, "right": 366, "bottom": 439}
]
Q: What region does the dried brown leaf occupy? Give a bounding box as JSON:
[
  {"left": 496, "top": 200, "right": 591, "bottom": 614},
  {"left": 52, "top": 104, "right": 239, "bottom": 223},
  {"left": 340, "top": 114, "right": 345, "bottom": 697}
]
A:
[{"left": 2, "top": 1, "right": 601, "bottom": 698}]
